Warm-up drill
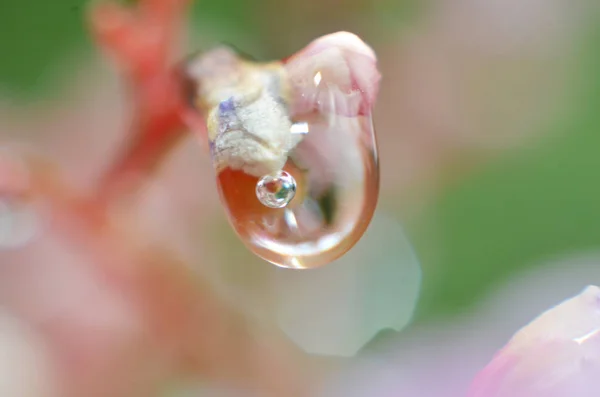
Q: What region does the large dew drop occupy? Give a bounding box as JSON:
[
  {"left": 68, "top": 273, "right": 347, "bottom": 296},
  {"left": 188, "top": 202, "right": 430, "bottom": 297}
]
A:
[{"left": 184, "top": 32, "right": 381, "bottom": 268}]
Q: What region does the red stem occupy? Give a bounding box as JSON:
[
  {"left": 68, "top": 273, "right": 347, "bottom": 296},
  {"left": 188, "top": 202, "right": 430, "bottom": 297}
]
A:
[{"left": 89, "top": 0, "right": 194, "bottom": 204}]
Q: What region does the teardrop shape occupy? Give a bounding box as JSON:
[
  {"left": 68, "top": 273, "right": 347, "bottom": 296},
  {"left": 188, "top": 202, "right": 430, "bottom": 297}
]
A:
[{"left": 184, "top": 32, "right": 381, "bottom": 268}]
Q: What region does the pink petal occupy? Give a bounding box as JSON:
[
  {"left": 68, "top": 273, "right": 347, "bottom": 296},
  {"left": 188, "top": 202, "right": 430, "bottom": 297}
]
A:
[
  {"left": 468, "top": 286, "right": 600, "bottom": 397},
  {"left": 284, "top": 32, "right": 381, "bottom": 117}
]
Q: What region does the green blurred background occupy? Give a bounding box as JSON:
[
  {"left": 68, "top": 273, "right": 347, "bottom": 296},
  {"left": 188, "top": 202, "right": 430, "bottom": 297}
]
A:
[{"left": 2, "top": 0, "right": 600, "bottom": 327}]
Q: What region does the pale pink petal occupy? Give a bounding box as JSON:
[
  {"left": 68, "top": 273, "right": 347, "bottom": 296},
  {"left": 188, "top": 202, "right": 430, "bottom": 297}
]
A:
[
  {"left": 468, "top": 286, "right": 600, "bottom": 397},
  {"left": 284, "top": 32, "right": 381, "bottom": 117}
]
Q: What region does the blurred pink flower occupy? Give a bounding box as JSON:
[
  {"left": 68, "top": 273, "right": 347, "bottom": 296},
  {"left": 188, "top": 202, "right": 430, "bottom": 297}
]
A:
[
  {"left": 374, "top": 0, "right": 592, "bottom": 204},
  {"left": 321, "top": 255, "right": 600, "bottom": 397},
  {"left": 469, "top": 285, "right": 600, "bottom": 397},
  {"left": 284, "top": 31, "right": 380, "bottom": 117}
]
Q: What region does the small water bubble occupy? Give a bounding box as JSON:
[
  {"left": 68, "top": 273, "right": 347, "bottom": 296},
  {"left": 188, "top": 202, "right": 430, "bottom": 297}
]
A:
[{"left": 256, "top": 171, "right": 297, "bottom": 209}]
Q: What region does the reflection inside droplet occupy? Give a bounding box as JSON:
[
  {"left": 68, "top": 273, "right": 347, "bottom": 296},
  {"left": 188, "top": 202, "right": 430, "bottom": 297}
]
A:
[
  {"left": 290, "top": 121, "right": 309, "bottom": 136},
  {"left": 256, "top": 171, "right": 297, "bottom": 209}
]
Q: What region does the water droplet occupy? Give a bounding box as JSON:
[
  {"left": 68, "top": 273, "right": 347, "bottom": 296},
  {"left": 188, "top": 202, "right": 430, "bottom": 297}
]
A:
[
  {"left": 256, "top": 171, "right": 297, "bottom": 208},
  {"left": 185, "top": 35, "right": 380, "bottom": 268}
]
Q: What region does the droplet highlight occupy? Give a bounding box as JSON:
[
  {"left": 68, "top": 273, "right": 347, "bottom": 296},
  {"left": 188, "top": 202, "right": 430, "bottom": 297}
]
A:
[{"left": 184, "top": 33, "right": 381, "bottom": 268}]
